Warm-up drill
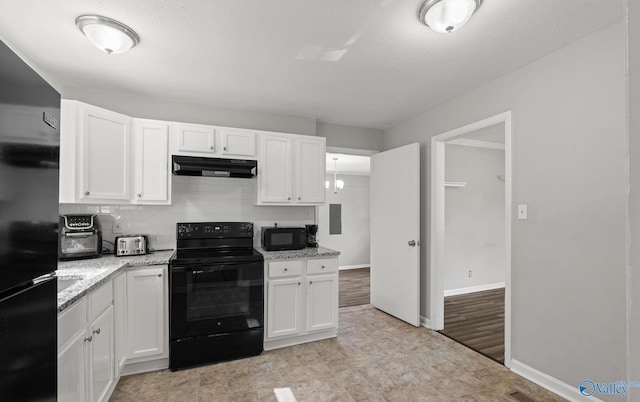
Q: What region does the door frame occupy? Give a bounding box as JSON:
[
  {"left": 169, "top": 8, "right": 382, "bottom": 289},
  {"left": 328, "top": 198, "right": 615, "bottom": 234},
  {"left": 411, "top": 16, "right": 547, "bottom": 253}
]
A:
[{"left": 429, "top": 111, "right": 513, "bottom": 367}]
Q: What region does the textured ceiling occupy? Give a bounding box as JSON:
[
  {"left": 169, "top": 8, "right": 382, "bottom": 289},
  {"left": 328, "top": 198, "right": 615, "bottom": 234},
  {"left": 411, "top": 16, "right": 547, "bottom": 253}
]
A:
[{"left": 0, "top": 0, "right": 623, "bottom": 129}]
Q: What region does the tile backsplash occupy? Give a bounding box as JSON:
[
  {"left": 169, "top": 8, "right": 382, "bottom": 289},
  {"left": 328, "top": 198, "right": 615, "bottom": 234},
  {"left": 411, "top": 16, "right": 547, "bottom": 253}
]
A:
[{"left": 59, "top": 176, "right": 315, "bottom": 251}]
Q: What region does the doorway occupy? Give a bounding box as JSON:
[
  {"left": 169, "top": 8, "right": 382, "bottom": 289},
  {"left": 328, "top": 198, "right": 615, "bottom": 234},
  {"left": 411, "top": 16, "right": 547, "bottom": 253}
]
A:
[
  {"left": 318, "top": 148, "right": 375, "bottom": 308},
  {"left": 429, "top": 112, "right": 512, "bottom": 367}
]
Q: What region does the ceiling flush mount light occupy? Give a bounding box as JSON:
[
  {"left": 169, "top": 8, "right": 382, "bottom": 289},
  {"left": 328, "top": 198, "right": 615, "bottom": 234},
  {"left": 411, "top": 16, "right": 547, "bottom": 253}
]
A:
[
  {"left": 418, "top": 0, "right": 482, "bottom": 34},
  {"left": 75, "top": 15, "right": 140, "bottom": 54}
]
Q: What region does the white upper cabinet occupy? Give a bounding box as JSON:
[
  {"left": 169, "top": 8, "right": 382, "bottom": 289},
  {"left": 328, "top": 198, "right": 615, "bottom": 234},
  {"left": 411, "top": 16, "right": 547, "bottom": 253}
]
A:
[
  {"left": 60, "top": 101, "right": 172, "bottom": 205},
  {"left": 132, "top": 119, "right": 171, "bottom": 204},
  {"left": 220, "top": 128, "right": 256, "bottom": 157},
  {"left": 295, "top": 138, "right": 326, "bottom": 204},
  {"left": 257, "top": 133, "right": 325, "bottom": 206},
  {"left": 259, "top": 134, "right": 292, "bottom": 203},
  {"left": 78, "top": 103, "right": 131, "bottom": 202},
  {"left": 176, "top": 123, "right": 216, "bottom": 154}
]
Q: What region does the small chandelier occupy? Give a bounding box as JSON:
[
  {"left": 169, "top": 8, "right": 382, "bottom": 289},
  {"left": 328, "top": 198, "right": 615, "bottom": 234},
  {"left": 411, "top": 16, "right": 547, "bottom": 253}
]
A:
[
  {"left": 325, "top": 158, "right": 344, "bottom": 194},
  {"left": 418, "top": 0, "right": 482, "bottom": 34},
  {"left": 76, "top": 15, "right": 140, "bottom": 54}
]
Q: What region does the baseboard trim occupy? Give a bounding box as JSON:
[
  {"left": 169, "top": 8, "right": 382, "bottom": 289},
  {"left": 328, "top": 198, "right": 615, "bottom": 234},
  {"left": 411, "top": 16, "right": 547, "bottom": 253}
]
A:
[
  {"left": 420, "top": 315, "right": 433, "bottom": 329},
  {"left": 510, "top": 359, "right": 604, "bottom": 402},
  {"left": 339, "top": 264, "right": 370, "bottom": 270},
  {"left": 121, "top": 358, "right": 169, "bottom": 376},
  {"left": 264, "top": 329, "right": 337, "bottom": 351},
  {"left": 444, "top": 282, "right": 505, "bottom": 297}
]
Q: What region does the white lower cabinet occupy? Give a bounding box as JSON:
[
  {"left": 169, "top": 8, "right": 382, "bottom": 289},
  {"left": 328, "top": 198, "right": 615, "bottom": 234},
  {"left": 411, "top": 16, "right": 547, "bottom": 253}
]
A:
[
  {"left": 58, "top": 282, "right": 116, "bottom": 402},
  {"left": 58, "top": 265, "right": 168, "bottom": 402},
  {"left": 264, "top": 257, "right": 338, "bottom": 350},
  {"left": 89, "top": 306, "right": 115, "bottom": 402},
  {"left": 126, "top": 265, "right": 167, "bottom": 361}
]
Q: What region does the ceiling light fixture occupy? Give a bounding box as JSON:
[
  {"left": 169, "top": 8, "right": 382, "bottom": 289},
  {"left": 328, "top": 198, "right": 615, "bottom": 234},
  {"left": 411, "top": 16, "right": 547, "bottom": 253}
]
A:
[
  {"left": 418, "top": 0, "right": 482, "bottom": 34},
  {"left": 75, "top": 15, "right": 140, "bottom": 54}
]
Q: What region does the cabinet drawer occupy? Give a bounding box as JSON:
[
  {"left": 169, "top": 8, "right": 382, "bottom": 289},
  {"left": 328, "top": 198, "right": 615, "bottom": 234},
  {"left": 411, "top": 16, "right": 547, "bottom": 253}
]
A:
[
  {"left": 307, "top": 258, "right": 338, "bottom": 275},
  {"left": 268, "top": 260, "right": 303, "bottom": 278},
  {"left": 89, "top": 282, "right": 113, "bottom": 320},
  {"left": 58, "top": 297, "right": 87, "bottom": 349}
]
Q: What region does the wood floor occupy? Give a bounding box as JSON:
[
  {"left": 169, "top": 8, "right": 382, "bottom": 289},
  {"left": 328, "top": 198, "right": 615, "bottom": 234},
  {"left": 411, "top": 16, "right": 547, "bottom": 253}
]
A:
[
  {"left": 338, "top": 267, "right": 370, "bottom": 308},
  {"left": 440, "top": 288, "right": 505, "bottom": 364}
]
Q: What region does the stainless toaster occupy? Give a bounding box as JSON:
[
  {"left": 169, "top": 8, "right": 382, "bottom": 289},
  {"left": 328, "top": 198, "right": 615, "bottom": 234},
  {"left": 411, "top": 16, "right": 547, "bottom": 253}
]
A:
[{"left": 115, "top": 235, "right": 149, "bottom": 256}]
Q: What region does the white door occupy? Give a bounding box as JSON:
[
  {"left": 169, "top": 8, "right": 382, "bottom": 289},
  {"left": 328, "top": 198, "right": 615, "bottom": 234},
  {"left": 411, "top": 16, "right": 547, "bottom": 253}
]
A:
[
  {"left": 176, "top": 123, "right": 216, "bottom": 153},
  {"left": 57, "top": 330, "right": 87, "bottom": 402},
  {"left": 126, "top": 267, "right": 166, "bottom": 359},
  {"left": 133, "top": 120, "right": 170, "bottom": 203},
  {"left": 370, "top": 143, "right": 420, "bottom": 326},
  {"left": 259, "top": 135, "right": 292, "bottom": 203},
  {"left": 80, "top": 104, "right": 131, "bottom": 201},
  {"left": 306, "top": 274, "right": 338, "bottom": 332},
  {"left": 113, "top": 272, "right": 127, "bottom": 376},
  {"left": 89, "top": 306, "right": 115, "bottom": 402},
  {"left": 220, "top": 128, "right": 256, "bottom": 156},
  {"left": 267, "top": 277, "right": 303, "bottom": 338},
  {"left": 295, "top": 138, "right": 326, "bottom": 204}
]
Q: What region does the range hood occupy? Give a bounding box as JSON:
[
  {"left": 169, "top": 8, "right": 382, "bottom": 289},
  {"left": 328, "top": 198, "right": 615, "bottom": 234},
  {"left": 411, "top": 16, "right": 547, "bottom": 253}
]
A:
[{"left": 172, "top": 155, "right": 257, "bottom": 178}]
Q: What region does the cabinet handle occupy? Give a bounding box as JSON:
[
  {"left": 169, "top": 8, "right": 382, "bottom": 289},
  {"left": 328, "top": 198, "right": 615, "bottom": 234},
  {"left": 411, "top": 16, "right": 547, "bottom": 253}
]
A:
[
  {"left": 321, "top": 265, "right": 325, "bottom": 269},
  {"left": 287, "top": 197, "right": 291, "bottom": 201},
  {"left": 298, "top": 197, "right": 301, "bottom": 200},
  {"left": 284, "top": 268, "right": 288, "bottom": 272},
  {"left": 92, "top": 328, "right": 101, "bottom": 335},
  {"left": 210, "top": 146, "right": 214, "bottom": 150},
  {"left": 137, "top": 194, "right": 142, "bottom": 198},
  {"left": 309, "top": 281, "right": 313, "bottom": 285},
  {"left": 158, "top": 274, "right": 162, "bottom": 277},
  {"left": 84, "top": 335, "right": 93, "bottom": 342},
  {"left": 85, "top": 191, "right": 90, "bottom": 196},
  {"left": 224, "top": 147, "right": 227, "bottom": 151},
  {"left": 297, "top": 282, "right": 301, "bottom": 286}
]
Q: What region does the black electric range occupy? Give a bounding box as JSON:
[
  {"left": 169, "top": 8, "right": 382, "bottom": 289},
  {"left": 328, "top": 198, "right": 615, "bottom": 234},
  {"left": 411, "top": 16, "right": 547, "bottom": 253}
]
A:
[{"left": 169, "top": 222, "right": 264, "bottom": 371}]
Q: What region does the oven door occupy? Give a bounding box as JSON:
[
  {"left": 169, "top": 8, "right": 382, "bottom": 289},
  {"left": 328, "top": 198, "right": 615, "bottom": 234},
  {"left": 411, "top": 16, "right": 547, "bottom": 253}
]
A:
[{"left": 170, "top": 260, "right": 263, "bottom": 340}]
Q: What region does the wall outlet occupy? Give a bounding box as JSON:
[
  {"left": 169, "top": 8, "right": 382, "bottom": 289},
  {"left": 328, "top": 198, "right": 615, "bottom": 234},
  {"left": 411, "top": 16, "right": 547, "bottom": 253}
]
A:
[
  {"left": 113, "top": 219, "right": 122, "bottom": 234},
  {"left": 518, "top": 204, "right": 528, "bottom": 220},
  {"left": 468, "top": 270, "right": 472, "bottom": 278}
]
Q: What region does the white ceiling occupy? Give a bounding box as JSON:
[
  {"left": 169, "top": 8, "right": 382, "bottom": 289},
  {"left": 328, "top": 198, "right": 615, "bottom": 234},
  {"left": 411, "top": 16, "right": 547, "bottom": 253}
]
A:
[
  {"left": 0, "top": 1, "right": 623, "bottom": 129},
  {"left": 326, "top": 153, "right": 371, "bottom": 176},
  {"left": 458, "top": 122, "right": 505, "bottom": 144}
]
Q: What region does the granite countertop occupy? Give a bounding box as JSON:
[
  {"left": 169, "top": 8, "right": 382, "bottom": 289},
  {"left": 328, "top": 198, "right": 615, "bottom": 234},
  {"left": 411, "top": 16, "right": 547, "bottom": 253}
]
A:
[
  {"left": 56, "top": 250, "right": 174, "bottom": 313},
  {"left": 257, "top": 246, "right": 340, "bottom": 261}
]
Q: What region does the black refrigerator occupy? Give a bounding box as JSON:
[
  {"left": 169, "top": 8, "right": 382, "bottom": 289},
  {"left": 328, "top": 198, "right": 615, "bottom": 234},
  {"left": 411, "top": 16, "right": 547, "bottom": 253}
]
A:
[{"left": 0, "top": 39, "right": 59, "bottom": 401}]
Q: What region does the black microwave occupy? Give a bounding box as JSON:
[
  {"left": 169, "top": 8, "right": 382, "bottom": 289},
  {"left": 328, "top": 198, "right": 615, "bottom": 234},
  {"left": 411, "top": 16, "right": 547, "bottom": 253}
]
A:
[{"left": 261, "top": 226, "right": 307, "bottom": 251}]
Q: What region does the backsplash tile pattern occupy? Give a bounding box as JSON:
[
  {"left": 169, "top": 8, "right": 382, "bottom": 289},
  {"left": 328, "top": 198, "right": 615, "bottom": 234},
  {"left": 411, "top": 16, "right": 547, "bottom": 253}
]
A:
[{"left": 59, "top": 176, "right": 315, "bottom": 251}]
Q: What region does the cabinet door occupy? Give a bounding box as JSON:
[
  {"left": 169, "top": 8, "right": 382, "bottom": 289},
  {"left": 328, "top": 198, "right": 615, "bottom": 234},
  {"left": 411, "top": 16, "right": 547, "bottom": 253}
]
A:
[
  {"left": 127, "top": 266, "right": 166, "bottom": 360},
  {"left": 259, "top": 135, "right": 292, "bottom": 203},
  {"left": 133, "top": 120, "right": 170, "bottom": 203},
  {"left": 306, "top": 274, "right": 338, "bottom": 332},
  {"left": 267, "top": 277, "right": 303, "bottom": 338},
  {"left": 57, "top": 330, "right": 87, "bottom": 402},
  {"left": 295, "top": 138, "right": 326, "bottom": 204},
  {"left": 176, "top": 123, "right": 216, "bottom": 153},
  {"left": 221, "top": 128, "right": 256, "bottom": 156},
  {"left": 89, "top": 306, "right": 115, "bottom": 402},
  {"left": 113, "top": 272, "right": 127, "bottom": 377},
  {"left": 79, "top": 103, "right": 131, "bottom": 201}
]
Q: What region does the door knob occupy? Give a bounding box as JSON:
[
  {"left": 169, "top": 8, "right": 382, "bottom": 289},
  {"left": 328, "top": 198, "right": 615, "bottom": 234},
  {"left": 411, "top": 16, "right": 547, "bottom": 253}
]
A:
[{"left": 408, "top": 240, "right": 417, "bottom": 247}]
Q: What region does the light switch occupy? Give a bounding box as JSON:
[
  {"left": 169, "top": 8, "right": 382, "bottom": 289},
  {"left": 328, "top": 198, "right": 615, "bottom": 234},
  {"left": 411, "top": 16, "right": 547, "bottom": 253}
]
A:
[{"left": 518, "top": 204, "right": 528, "bottom": 220}]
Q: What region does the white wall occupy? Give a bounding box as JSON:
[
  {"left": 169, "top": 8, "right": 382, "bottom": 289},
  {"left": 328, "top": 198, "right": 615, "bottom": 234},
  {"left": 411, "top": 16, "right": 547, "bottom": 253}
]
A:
[
  {"left": 317, "top": 174, "right": 370, "bottom": 268},
  {"left": 62, "top": 87, "right": 317, "bottom": 136},
  {"left": 316, "top": 121, "right": 383, "bottom": 151},
  {"left": 59, "top": 175, "right": 314, "bottom": 250},
  {"left": 444, "top": 144, "right": 505, "bottom": 292},
  {"left": 385, "top": 22, "right": 626, "bottom": 398}
]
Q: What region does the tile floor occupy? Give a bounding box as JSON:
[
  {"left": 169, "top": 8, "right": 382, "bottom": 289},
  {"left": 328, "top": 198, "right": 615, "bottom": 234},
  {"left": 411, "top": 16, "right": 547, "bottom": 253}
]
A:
[{"left": 110, "top": 305, "right": 566, "bottom": 402}]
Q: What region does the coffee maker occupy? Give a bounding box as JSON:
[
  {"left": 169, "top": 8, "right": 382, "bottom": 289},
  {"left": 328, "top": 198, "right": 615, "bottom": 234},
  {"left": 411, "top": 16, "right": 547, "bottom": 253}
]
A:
[{"left": 306, "top": 224, "right": 318, "bottom": 248}]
